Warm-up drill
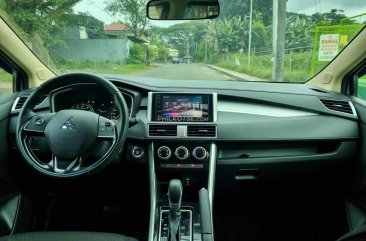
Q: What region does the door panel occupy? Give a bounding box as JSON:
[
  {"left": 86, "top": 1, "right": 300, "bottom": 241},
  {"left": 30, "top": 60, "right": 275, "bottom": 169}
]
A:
[{"left": 0, "top": 93, "right": 17, "bottom": 186}]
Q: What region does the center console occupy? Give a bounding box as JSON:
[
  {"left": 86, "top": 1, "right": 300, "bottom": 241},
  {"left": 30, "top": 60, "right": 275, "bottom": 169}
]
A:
[{"left": 147, "top": 92, "right": 217, "bottom": 241}]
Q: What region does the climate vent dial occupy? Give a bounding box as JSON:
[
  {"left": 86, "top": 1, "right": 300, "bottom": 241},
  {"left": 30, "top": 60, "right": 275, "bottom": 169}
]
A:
[{"left": 174, "top": 146, "right": 190, "bottom": 160}]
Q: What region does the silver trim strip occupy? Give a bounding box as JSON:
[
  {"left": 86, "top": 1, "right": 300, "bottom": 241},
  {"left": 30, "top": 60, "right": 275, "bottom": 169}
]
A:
[
  {"left": 208, "top": 143, "right": 216, "bottom": 241},
  {"left": 218, "top": 100, "right": 317, "bottom": 117},
  {"left": 208, "top": 143, "right": 217, "bottom": 211},
  {"left": 11, "top": 97, "right": 21, "bottom": 111},
  {"left": 148, "top": 142, "right": 157, "bottom": 241},
  {"left": 213, "top": 92, "right": 218, "bottom": 122},
  {"left": 147, "top": 92, "right": 153, "bottom": 122},
  {"left": 350, "top": 100, "right": 358, "bottom": 117}
]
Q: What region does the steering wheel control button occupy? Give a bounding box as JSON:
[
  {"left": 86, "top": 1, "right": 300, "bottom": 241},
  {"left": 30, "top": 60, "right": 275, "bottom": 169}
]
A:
[
  {"left": 132, "top": 146, "right": 144, "bottom": 159},
  {"left": 157, "top": 146, "right": 171, "bottom": 160},
  {"left": 34, "top": 116, "right": 46, "bottom": 126},
  {"left": 98, "top": 118, "right": 115, "bottom": 138},
  {"left": 24, "top": 114, "right": 53, "bottom": 133},
  {"left": 192, "top": 146, "right": 208, "bottom": 161},
  {"left": 175, "top": 146, "right": 190, "bottom": 160}
]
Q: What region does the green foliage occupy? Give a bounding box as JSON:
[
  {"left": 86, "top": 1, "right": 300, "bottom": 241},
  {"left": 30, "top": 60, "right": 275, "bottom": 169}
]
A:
[
  {"left": 2, "top": 0, "right": 81, "bottom": 46},
  {"left": 151, "top": 21, "right": 206, "bottom": 58},
  {"left": 54, "top": 59, "right": 151, "bottom": 75},
  {"left": 105, "top": 0, "right": 148, "bottom": 38},
  {"left": 215, "top": 50, "right": 313, "bottom": 82},
  {"left": 312, "top": 9, "right": 355, "bottom": 26},
  {"left": 128, "top": 44, "right": 145, "bottom": 64}
]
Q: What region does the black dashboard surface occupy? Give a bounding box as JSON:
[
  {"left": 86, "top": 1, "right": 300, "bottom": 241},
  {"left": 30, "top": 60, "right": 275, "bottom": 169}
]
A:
[{"left": 8, "top": 76, "right": 359, "bottom": 179}]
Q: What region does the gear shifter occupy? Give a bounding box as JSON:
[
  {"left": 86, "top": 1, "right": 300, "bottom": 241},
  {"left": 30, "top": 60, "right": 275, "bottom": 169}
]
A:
[{"left": 168, "top": 179, "right": 183, "bottom": 241}]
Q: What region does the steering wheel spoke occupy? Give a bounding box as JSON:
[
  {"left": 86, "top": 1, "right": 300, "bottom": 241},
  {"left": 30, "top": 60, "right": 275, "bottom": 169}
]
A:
[
  {"left": 49, "top": 155, "right": 84, "bottom": 174},
  {"left": 23, "top": 113, "right": 55, "bottom": 134}
]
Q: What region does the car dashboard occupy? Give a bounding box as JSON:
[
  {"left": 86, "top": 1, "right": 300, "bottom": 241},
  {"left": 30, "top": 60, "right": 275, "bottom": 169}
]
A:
[
  {"left": 8, "top": 76, "right": 358, "bottom": 177},
  {"left": 7, "top": 75, "right": 360, "bottom": 241}
]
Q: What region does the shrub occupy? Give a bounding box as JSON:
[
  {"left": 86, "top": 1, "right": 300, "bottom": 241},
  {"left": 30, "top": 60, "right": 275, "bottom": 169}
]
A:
[{"left": 128, "top": 44, "right": 145, "bottom": 64}]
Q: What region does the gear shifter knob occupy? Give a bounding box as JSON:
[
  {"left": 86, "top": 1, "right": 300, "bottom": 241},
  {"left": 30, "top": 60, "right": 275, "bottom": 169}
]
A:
[{"left": 168, "top": 179, "right": 183, "bottom": 211}]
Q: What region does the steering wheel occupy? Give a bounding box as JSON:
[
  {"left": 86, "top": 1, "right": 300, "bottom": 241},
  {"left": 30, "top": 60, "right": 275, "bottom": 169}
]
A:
[{"left": 16, "top": 73, "right": 129, "bottom": 178}]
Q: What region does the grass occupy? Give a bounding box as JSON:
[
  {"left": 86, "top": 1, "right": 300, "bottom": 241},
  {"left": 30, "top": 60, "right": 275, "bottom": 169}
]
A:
[
  {"left": 358, "top": 77, "right": 366, "bottom": 100},
  {"left": 215, "top": 51, "right": 314, "bottom": 82},
  {"left": 54, "top": 60, "right": 154, "bottom": 75},
  {"left": 0, "top": 69, "right": 12, "bottom": 82}
]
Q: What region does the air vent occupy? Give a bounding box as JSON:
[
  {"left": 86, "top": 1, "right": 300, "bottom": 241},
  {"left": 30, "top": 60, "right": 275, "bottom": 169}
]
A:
[
  {"left": 13, "top": 95, "right": 48, "bottom": 111},
  {"left": 319, "top": 99, "right": 354, "bottom": 115},
  {"left": 14, "top": 96, "right": 28, "bottom": 110},
  {"left": 149, "top": 125, "right": 177, "bottom": 137},
  {"left": 187, "top": 125, "right": 216, "bottom": 137}
]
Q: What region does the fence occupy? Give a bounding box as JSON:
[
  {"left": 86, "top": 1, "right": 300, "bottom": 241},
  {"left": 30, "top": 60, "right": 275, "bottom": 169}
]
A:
[{"left": 214, "top": 46, "right": 313, "bottom": 82}]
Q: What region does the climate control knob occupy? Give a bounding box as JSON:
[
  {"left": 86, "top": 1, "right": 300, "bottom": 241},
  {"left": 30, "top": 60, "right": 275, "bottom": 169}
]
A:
[
  {"left": 157, "top": 146, "right": 171, "bottom": 160},
  {"left": 192, "top": 146, "right": 208, "bottom": 161},
  {"left": 174, "top": 146, "right": 190, "bottom": 160}
]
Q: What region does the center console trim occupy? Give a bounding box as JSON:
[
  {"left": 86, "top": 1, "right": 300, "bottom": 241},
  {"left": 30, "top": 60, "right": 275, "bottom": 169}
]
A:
[
  {"left": 148, "top": 142, "right": 157, "bottom": 241},
  {"left": 208, "top": 143, "right": 217, "bottom": 210},
  {"left": 158, "top": 209, "right": 193, "bottom": 241},
  {"left": 148, "top": 142, "right": 217, "bottom": 241}
]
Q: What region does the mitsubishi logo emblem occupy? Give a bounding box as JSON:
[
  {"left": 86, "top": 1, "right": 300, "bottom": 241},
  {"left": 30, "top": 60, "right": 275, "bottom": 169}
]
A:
[{"left": 61, "top": 116, "right": 76, "bottom": 130}]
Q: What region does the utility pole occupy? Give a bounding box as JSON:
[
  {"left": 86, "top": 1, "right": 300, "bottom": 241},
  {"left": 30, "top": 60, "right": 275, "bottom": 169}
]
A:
[
  {"left": 187, "top": 39, "right": 190, "bottom": 57},
  {"left": 247, "top": 0, "right": 253, "bottom": 69},
  {"left": 205, "top": 38, "right": 208, "bottom": 63},
  {"left": 272, "top": 0, "right": 286, "bottom": 82},
  {"left": 205, "top": 20, "right": 209, "bottom": 64}
]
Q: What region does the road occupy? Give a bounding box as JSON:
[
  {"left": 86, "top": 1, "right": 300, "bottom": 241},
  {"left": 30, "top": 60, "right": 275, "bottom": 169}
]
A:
[{"left": 134, "top": 63, "right": 232, "bottom": 80}]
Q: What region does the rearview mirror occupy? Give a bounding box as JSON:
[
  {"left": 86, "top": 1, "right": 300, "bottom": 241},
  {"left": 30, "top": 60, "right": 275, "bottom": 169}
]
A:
[{"left": 147, "top": 0, "right": 220, "bottom": 20}]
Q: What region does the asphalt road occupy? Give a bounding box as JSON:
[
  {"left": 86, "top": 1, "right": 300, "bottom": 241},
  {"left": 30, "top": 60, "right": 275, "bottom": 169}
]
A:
[{"left": 134, "top": 63, "right": 232, "bottom": 80}]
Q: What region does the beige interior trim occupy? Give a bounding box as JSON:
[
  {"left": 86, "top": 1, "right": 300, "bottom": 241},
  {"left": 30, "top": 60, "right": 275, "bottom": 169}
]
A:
[
  {"left": 306, "top": 27, "right": 366, "bottom": 92},
  {"left": 0, "top": 17, "right": 55, "bottom": 88}
]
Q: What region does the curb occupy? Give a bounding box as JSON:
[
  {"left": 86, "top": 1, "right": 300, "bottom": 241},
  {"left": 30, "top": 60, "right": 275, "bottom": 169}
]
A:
[{"left": 205, "top": 64, "right": 268, "bottom": 82}]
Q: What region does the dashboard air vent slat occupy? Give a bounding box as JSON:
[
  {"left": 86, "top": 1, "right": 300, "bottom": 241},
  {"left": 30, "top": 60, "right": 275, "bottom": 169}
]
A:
[
  {"left": 187, "top": 125, "right": 216, "bottom": 137},
  {"left": 14, "top": 95, "right": 48, "bottom": 110},
  {"left": 14, "top": 96, "right": 28, "bottom": 110},
  {"left": 319, "top": 99, "right": 354, "bottom": 115},
  {"left": 149, "top": 125, "right": 177, "bottom": 137}
]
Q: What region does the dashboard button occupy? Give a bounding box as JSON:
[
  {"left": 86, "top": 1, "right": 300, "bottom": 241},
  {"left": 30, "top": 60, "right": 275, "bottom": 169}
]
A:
[
  {"left": 157, "top": 146, "right": 171, "bottom": 160},
  {"left": 174, "top": 146, "right": 189, "bottom": 160},
  {"left": 132, "top": 146, "right": 144, "bottom": 159}
]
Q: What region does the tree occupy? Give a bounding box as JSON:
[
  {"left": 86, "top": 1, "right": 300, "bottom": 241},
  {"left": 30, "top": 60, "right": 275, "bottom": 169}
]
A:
[
  {"left": 151, "top": 21, "right": 206, "bottom": 58},
  {"left": 105, "top": 0, "right": 148, "bottom": 38},
  {"left": 3, "top": 0, "right": 81, "bottom": 45},
  {"left": 311, "top": 9, "right": 354, "bottom": 26}
]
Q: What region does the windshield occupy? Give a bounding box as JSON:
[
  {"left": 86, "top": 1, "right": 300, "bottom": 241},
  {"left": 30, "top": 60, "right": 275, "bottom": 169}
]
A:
[{"left": 1, "top": 0, "right": 366, "bottom": 83}]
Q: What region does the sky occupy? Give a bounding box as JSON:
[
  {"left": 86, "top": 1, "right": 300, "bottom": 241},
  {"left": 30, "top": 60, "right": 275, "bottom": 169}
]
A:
[
  {"left": 287, "top": 0, "right": 366, "bottom": 19},
  {"left": 73, "top": 0, "right": 183, "bottom": 27},
  {"left": 73, "top": 0, "right": 366, "bottom": 27}
]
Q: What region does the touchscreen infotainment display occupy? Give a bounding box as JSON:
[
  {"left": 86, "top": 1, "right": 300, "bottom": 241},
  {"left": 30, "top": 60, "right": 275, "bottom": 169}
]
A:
[{"left": 150, "top": 93, "right": 214, "bottom": 122}]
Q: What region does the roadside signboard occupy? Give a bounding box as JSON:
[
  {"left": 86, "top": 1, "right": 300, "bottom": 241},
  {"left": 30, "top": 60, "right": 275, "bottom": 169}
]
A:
[{"left": 318, "top": 34, "right": 339, "bottom": 61}]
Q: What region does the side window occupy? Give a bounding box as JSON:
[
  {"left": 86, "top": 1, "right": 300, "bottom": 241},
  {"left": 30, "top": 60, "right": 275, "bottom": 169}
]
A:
[{"left": 0, "top": 68, "right": 13, "bottom": 97}]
